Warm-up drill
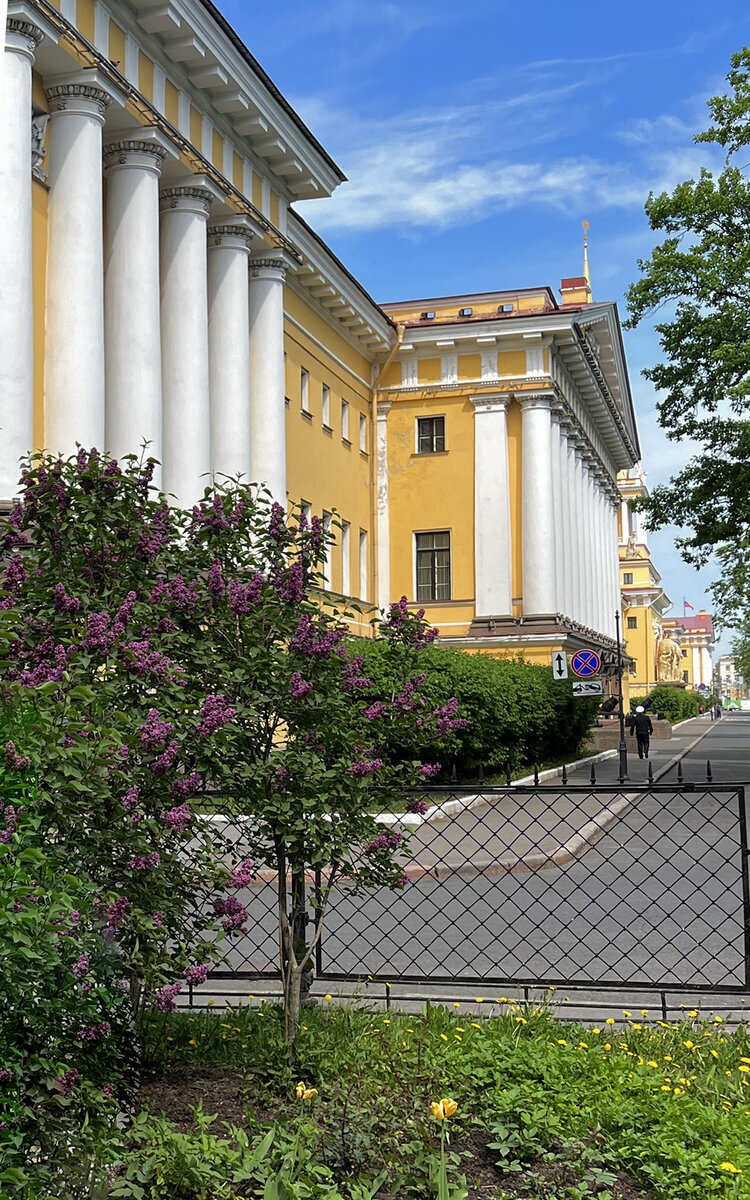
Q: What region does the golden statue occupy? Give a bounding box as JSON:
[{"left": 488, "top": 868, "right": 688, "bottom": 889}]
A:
[{"left": 657, "top": 635, "right": 683, "bottom": 683}]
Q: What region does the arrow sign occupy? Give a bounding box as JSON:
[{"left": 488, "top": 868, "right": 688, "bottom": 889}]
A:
[
  {"left": 572, "top": 679, "right": 603, "bottom": 697},
  {"left": 552, "top": 652, "right": 568, "bottom": 680}
]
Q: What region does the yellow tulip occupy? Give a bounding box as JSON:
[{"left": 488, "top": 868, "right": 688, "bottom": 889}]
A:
[{"left": 442, "top": 1097, "right": 458, "bottom": 1118}]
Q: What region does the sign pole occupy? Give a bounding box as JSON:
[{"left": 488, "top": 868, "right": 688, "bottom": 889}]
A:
[{"left": 615, "top": 608, "right": 629, "bottom": 783}]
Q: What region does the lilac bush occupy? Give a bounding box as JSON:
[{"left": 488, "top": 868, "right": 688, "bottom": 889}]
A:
[{"left": 0, "top": 450, "right": 462, "bottom": 1048}]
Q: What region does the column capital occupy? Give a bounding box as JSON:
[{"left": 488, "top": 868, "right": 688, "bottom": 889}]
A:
[
  {"left": 103, "top": 139, "right": 168, "bottom": 175},
  {"left": 207, "top": 222, "right": 253, "bottom": 252},
  {"left": 249, "top": 250, "right": 296, "bottom": 282},
  {"left": 46, "top": 82, "right": 112, "bottom": 122},
  {"left": 159, "top": 184, "right": 214, "bottom": 217},
  {"left": 470, "top": 392, "right": 510, "bottom": 414},
  {"left": 5, "top": 18, "right": 43, "bottom": 58},
  {"left": 376, "top": 398, "right": 392, "bottom": 421},
  {"left": 517, "top": 389, "right": 556, "bottom": 411}
]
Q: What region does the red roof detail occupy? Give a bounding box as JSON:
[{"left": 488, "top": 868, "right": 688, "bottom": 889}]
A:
[
  {"left": 665, "top": 614, "right": 714, "bottom": 636},
  {"left": 560, "top": 276, "right": 588, "bottom": 289}
]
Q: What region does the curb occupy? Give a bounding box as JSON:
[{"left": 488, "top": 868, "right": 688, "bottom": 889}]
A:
[{"left": 652, "top": 720, "right": 717, "bottom": 783}]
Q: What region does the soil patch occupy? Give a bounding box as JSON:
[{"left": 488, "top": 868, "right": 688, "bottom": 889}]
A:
[{"left": 139, "top": 1063, "right": 279, "bottom": 1130}]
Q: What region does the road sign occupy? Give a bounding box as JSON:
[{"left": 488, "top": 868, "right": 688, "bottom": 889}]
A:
[
  {"left": 572, "top": 679, "right": 603, "bottom": 697},
  {"left": 570, "top": 649, "right": 601, "bottom": 678},
  {"left": 551, "top": 651, "right": 568, "bottom": 680}
]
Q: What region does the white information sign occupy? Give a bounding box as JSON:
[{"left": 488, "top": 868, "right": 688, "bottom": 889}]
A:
[
  {"left": 551, "top": 651, "right": 568, "bottom": 680},
  {"left": 572, "top": 679, "right": 603, "bottom": 698}
]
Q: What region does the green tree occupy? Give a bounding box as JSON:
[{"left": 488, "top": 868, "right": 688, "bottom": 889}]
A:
[{"left": 625, "top": 47, "right": 750, "bottom": 627}]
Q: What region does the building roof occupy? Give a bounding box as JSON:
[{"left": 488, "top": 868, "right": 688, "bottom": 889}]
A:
[{"left": 665, "top": 613, "right": 714, "bottom": 637}]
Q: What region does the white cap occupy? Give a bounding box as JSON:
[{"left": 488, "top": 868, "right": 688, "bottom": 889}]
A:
[{"left": 636, "top": 705, "right": 644, "bottom": 713}]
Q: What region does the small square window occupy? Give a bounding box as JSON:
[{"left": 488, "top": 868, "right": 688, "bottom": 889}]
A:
[
  {"left": 415, "top": 531, "right": 451, "bottom": 602},
  {"left": 627, "top": 616, "right": 637, "bottom": 629},
  {"left": 458, "top": 307, "right": 473, "bottom": 317},
  {"left": 417, "top": 416, "right": 446, "bottom": 454},
  {"left": 420, "top": 311, "right": 435, "bottom": 320},
  {"left": 623, "top": 572, "right": 633, "bottom": 585}
]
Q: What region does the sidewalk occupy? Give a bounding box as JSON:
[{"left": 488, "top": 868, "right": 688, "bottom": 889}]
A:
[{"left": 564, "top": 714, "right": 715, "bottom": 785}]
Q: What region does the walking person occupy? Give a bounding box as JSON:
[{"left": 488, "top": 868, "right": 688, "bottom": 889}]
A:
[{"left": 630, "top": 705, "right": 653, "bottom": 759}]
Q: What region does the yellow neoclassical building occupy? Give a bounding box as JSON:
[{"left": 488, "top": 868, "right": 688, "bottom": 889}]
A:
[{"left": 1, "top": 0, "right": 641, "bottom": 659}]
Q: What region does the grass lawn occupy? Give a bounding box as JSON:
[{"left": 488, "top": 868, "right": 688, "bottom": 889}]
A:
[{"left": 101, "top": 999, "right": 750, "bottom": 1199}]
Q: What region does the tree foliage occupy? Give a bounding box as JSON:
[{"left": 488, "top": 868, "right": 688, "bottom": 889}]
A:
[
  {"left": 0, "top": 451, "right": 460, "bottom": 1049},
  {"left": 625, "top": 47, "right": 750, "bottom": 627}
]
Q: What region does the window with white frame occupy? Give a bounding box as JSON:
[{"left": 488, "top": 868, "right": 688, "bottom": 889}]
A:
[
  {"left": 300, "top": 368, "right": 310, "bottom": 413},
  {"left": 341, "top": 400, "right": 349, "bottom": 441},
  {"left": 322, "top": 511, "right": 332, "bottom": 589},
  {"left": 359, "top": 413, "right": 367, "bottom": 453},
  {"left": 341, "top": 520, "right": 350, "bottom": 595},
  {"left": 415, "top": 531, "right": 451, "bottom": 601},
  {"left": 300, "top": 499, "right": 311, "bottom": 527},
  {"left": 359, "top": 530, "right": 367, "bottom": 601},
  {"left": 322, "top": 385, "right": 330, "bottom": 428},
  {"left": 417, "top": 416, "right": 446, "bottom": 454}
]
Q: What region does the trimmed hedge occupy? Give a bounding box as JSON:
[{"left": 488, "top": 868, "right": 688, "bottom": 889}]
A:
[
  {"left": 356, "top": 642, "right": 600, "bottom": 779},
  {"left": 629, "top": 687, "right": 710, "bottom": 724}
]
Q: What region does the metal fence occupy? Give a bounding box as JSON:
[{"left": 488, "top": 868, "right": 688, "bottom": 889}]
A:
[{"left": 192, "top": 776, "right": 750, "bottom": 1001}]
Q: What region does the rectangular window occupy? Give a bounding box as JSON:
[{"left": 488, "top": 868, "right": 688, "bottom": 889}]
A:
[
  {"left": 341, "top": 400, "right": 349, "bottom": 441},
  {"left": 417, "top": 416, "right": 446, "bottom": 454},
  {"left": 627, "top": 616, "right": 637, "bottom": 629},
  {"left": 341, "top": 520, "right": 350, "bottom": 595},
  {"left": 300, "top": 368, "right": 309, "bottom": 413},
  {"left": 300, "top": 499, "right": 311, "bottom": 525},
  {"left": 359, "top": 530, "right": 367, "bottom": 601},
  {"left": 322, "top": 385, "right": 330, "bottom": 428},
  {"left": 359, "top": 413, "right": 367, "bottom": 453},
  {"left": 322, "top": 511, "right": 332, "bottom": 589},
  {"left": 623, "top": 572, "right": 633, "bottom": 585},
  {"left": 415, "top": 531, "right": 451, "bottom": 602}
]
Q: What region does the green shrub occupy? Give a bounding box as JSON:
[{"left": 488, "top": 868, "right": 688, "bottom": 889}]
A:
[
  {"left": 631, "top": 687, "right": 705, "bottom": 724},
  {"left": 356, "top": 642, "right": 600, "bottom": 779}
]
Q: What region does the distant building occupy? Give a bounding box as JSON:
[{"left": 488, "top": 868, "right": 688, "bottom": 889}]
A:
[
  {"left": 663, "top": 613, "right": 714, "bottom": 692},
  {"left": 715, "top": 655, "right": 746, "bottom": 703},
  {"left": 617, "top": 466, "right": 671, "bottom": 697}
]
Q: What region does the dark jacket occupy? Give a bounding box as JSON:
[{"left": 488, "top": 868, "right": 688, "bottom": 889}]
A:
[{"left": 631, "top": 713, "right": 653, "bottom": 737}]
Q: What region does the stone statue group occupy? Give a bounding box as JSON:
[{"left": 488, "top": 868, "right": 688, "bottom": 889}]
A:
[{"left": 657, "top": 635, "right": 683, "bottom": 683}]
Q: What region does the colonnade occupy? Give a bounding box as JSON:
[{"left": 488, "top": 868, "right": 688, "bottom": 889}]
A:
[
  {"left": 472, "top": 390, "right": 620, "bottom": 641},
  {"left": 0, "top": 20, "right": 290, "bottom": 507}
]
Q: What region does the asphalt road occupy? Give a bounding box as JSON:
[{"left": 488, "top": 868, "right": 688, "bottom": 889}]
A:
[{"left": 209, "top": 716, "right": 750, "bottom": 993}]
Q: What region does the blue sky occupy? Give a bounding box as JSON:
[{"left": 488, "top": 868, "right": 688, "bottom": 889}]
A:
[{"left": 219, "top": 0, "right": 750, "bottom": 651}]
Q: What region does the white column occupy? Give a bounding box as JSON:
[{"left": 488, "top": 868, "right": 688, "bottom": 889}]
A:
[
  {"left": 550, "top": 408, "right": 563, "bottom": 616},
  {"left": 520, "top": 392, "right": 556, "bottom": 614},
  {"left": 559, "top": 416, "right": 575, "bottom": 619},
  {"left": 45, "top": 77, "right": 113, "bottom": 453},
  {"left": 104, "top": 137, "right": 167, "bottom": 479},
  {"left": 472, "top": 394, "right": 512, "bottom": 615},
  {"left": 572, "top": 441, "right": 586, "bottom": 626},
  {"left": 376, "top": 399, "right": 391, "bottom": 612},
  {"left": 594, "top": 475, "right": 606, "bottom": 635},
  {"left": 0, "top": 16, "right": 41, "bottom": 499},
  {"left": 248, "top": 252, "right": 292, "bottom": 504},
  {"left": 159, "top": 183, "right": 213, "bottom": 506},
  {"left": 207, "top": 219, "right": 258, "bottom": 481}
]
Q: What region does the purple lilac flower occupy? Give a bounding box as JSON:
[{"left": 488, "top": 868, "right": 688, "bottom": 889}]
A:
[
  {"left": 0, "top": 1069, "right": 12, "bottom": 1084},
  {"left": 76, "top": 1022, "right": 111, "bottom": 1042},
  {"left": 268, "top": 502, "right": 286, "bottom": 543},
  {"left": 288, "top": 672, "right": 313, "bottom": 698},
  {"left": 120, "top": 787, "right": 139, "bottom": 812},
  {"left": 429, "top": 698, "right": 467, "bottom": 737},
  {"left": 195, "top": 694, "right": 235, "bottom": 737},
  {"left": 151, "top": 739, "right": 179, "bottom": 776},
  {"left": 136, "top": 505, "right": 171, "bottom": 558},
  {"left": 58, "top": 1068, "right": 79, "bottom": 1096},
  {"left": 386, "top": 596, "right": 410, "bottom": 630},
  {"left": 208, "top": 559, "right": 225, "bottom": 597},
  {"left": 123, "top": 640, "right": 176, "bottom": 681},
  {"left": 419, "top": 763, "right": 442, "bottom": 780},
  {"left": 71, "top": 954, "right": 89, "bottom": 979},
  {"left": 228, "top": 573, "right": 264, "bottom": 614},
  {"left": 171, "top": 772, "right": 202, "bottom": 801},
  {"left": 273, "top": 766, "right": 290, "bottom": 792},
  {"left": 154, "top": 983, "right": 182, "bottom": 1012},
  {"left": 362, "top": 701, "right": 388, "bottom": 721},
  {"left": 185, "top": 963, "right": 209, "bottom": 986},
  {"left": 51, "top": 582, "right": 79, "bottom": 614},
  {"left": 0, "top": 805, "right": 17, "bottom": 844},
  {"left": 104, "top": 896, "right": 128, "bottom": 930},
  {"left": 103, "top": 1084, "right": 115, "bottom": 1100},
  {"left": 289, "top": 614, "right": 345, "bottom": 659},
  {"left": 341, "top": 654, "right": 371, "bottom": 692},
  {"left": 407, "top": 797, "right": 429, "bottom": 815},
  {"left": 276, "top": 560, "right": 305, "bottom": 603},
  {"left": 83, "top": 612, "right": 114, "bottom": 654},
  {"left": 364, "top": 831, "right": 403, "bottom": 854},
  {"left": 213, "top": 896, "right": 249, "bottom": 932},
  {"left": 160, "top": 803, "right": 191, "bottom": 833},
  {"left": 126, "top": 851, "right": 160, "bottom": 871},
  {"left": 140, "top": 710, "right": 174, "bottom": 751},
  {"left": 228, "top": 859, "right": 254, "bottom": 888},
  {"left": 153, "top": 912, "right": 164, "bottom": 927},
  {"left": 347, "top": 758, "right": 384, "bottom": 778}
]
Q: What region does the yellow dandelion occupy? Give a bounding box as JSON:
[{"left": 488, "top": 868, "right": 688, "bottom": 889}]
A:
[
  {"left": 719, "top": 1163, "right": 741, "bottom": 1174},
  {"left": 324, "top": 994, "right": 332, "bottom": 1002},
  {"left": 475, "top": 997, "right": 484, "bottom": 1004},
  {"left": 440, "top": 1034, "right": 448, "bottom": 1041},
  {"left": 622, "top": 1010, "right": 632, "bottom": 1018},
  {"left": 738, "top": 1065, "right": 750, "bottom": 1073},
  {"left": 208, "top": 1000, "right": 214, "bottom": 1007},
  {"left": 592, "top": 1028, "right": 601, "bottom": 1035},
  {"left": 683, "top": 1040, "right": 695, "bottom": 1049},
  {"left": 471, "top": 1023, "right": 481, "bottom": 1029},
  {"left": 640, "top": 1009, "right": 649, "bottom": 1017},
  {"left": 741, "top": 1057, "right": 750, "bottom": 1064},
  {"left": 515, "top": 1016, "right": 527, "bottom": 1025},
  {"left": 579, "top": 1042, "right": 589, "bottom": 1049},
  {"left": 188, "top": 1039, "right": 196, "bottom": 1046},
  {"left": 711, "top": 1050, "right": 719, "bottom": 1059},
  {"left": 714, "top": 1016, "right": 724, "bottom": 1023},
  {"left": 604, "top": 1043, "right": 611, "bottom": 1051},
  {"left": 383, "top": 1019, "right": 390, "bottom": 1024},
  {"left": 557, "top": 1040, "right": 568, "bottom": 1046},
  {"left": 455, "top": 1035, "right": 462, "bottom": 1041},
  {"left": 453, "top": 1002, "right": 460, "bottom": 1008},
  {"left": 498, "top": 997, "right": 508, "bottom": 1004},
  {"left": 688, "top": 1010, "right": 699, "bottom": 1018},
  {"left": 648, "top": 1060, "right": 658, "bottom": 1068},
  {"left": 664, "top": 1055, "right": 673, "bottom": 1062},
  {"left": 660, "top": 1085, "right": 671, "bottom": 1092},
  {"left": 605, "top": 1018, "right": 615, "bottom": 1025},
  {"left": 166, "top": 1036, "right": 173, "bottom": 1042},
  {"left": 456, "top": 1027, "right": 464, "bottom": 1032}
]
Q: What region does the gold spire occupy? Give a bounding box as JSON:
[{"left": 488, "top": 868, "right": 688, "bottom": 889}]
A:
[{"left": 582, "top": 219, "right": 591, "bottom": 288}]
